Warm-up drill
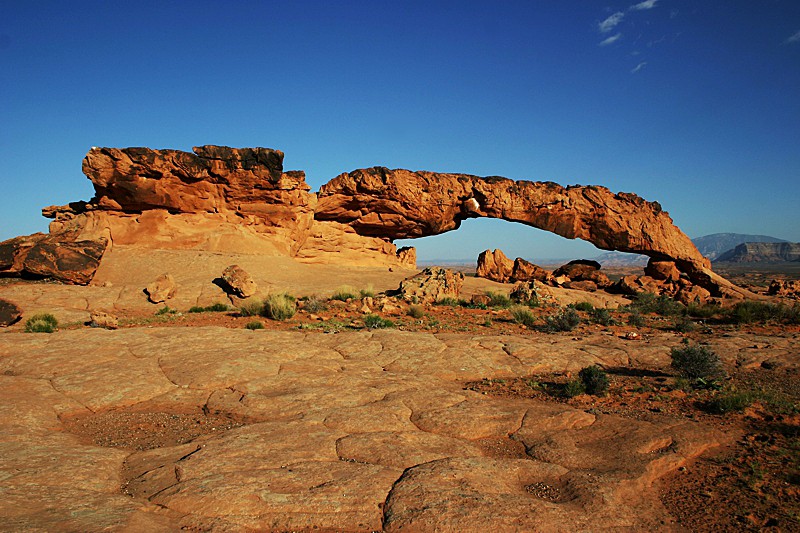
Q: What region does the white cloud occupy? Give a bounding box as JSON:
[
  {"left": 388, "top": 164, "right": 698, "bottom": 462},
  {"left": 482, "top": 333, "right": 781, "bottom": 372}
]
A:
[
  {"left": 599, "top": 33, "right": 622, "bottom": 46},
  {"left": 631, "top": 61, "right": 647, "bottom": 73},
  {"left": 630, "top": 0, "right": 658, "bottom": 10},
  {"left": 787, "top": 30, "right": 800, "bottom": 44},
  {"left": 599, "top": 12, "right": 625, "bottom": 33}
]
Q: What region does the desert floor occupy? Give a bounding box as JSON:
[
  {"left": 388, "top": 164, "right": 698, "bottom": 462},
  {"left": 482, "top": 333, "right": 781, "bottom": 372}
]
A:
[{"left": 1, "top": 250, "right": 798, "bottom": 532}]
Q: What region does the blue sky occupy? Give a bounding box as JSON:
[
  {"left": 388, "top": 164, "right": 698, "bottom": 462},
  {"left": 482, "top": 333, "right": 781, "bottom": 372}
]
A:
[{"left": 2, "top": 0, "right": 798, "bottom": 261}]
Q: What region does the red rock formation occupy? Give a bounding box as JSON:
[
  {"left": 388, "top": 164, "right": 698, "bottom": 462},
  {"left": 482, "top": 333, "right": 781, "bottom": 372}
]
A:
[
  {"left": 0, "top": 146, "right": 754, "bottom": 299},
  {"left": 476, "top": 249, "right": 514, "bottom": 283},
  {"left": 0, "top": 233, "right": 106, "bottom": 284},
  {"left": 318, "top": 167, "right": 751, "bottom": 298}
]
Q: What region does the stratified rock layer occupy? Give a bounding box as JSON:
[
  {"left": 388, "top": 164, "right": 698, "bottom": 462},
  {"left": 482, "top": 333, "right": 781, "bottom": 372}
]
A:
[{"left": 0, "top": 146, "right": 753, "bottom": 298}]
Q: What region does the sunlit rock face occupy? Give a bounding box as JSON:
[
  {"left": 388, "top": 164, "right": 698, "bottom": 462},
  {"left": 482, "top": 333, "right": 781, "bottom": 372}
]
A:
[{"left": 1, "top": 146, "right": 753, "bottom": 297}]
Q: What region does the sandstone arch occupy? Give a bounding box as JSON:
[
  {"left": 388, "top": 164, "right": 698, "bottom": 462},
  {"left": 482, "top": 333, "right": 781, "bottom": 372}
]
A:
[{"left": 0, "top": 146, "right": 751, "bottom": 298}]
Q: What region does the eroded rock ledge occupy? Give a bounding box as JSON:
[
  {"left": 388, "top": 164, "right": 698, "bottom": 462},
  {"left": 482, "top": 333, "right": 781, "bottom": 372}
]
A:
[{"left": 0, "top": 146, "right": 751, "bottom": 298}]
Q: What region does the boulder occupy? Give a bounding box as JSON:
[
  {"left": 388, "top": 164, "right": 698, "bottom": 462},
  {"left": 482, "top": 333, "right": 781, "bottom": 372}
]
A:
[
  {"left": 0, "top": 234, "right": 106, "bottom": 285},
  {"left": 145, "top": 273, "right": 177, "bottom": 303},
  {"left": 565, "top": 280, "right": 598, "bottom": 292},
  {"left": 399, "top": 268, "right": 464, "bottom": 304},
  {"left": 767, "top": 280, "right": 800, "bottom": 298},
  {"left": 676, "top": 285, "right": 711, "bottom": 305},
  {"left": 476, "top": 249, "right": 514, "bottom": 283},
  {"left": 0, "top": 299, "right": 22, "bottom": 327},
  {"left": 553, "top": 260, "right": 601, "bottom": 280},
  {"left": 645, "top": 259, "right": 681, "bottom": 283},
  {"left": 220, "top": 265, "right": 258, "bottom": 298},
  {"left": 509, "top": 282, "right": 538, "bottom": 304},
  {"left": 89, "top": 311, "right": 118, "bottom": 329},
  {"left": 511, "top": 258, "right": 552, "bottom": 283}
]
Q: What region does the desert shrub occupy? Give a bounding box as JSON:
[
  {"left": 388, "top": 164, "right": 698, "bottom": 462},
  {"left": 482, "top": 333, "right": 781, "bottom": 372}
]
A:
[
  {"left": 629, "top": 292, "right": 685, "bottom": 316},
  {"left": 245, "top": 320, "right": 265, "bottom": 330},
  {"left": 727, "top": 300, "right": 798, "bottom": 324},
  {"left": 359, "top": 284, "right": 376, "bottom": 298},
  {"left": 673, "top": 318, "right": 697, "bottom": 333},
  {"left": 238, "top": 299, "right": 264, "bottom": 317},
  {"left": 627, "top": 310, "right": 644, "bottom": 327},
  {"left": 706, "top": 391, "right": 753, "bottom": 414},
  {"left": 364, "top": 314, "right": 395, "bottom": 329},
  {"left": 564, "top": 379, "right": 586, "bottom": 398},
  {"left": 435, "top": 297, "right": 460, "bottom": 306},
  {"left": 591, "top": 307, "right": 616, "bottom": 326},
  {"left": 486, "top": 291, "right": 513, "bottom": 308},
  {"left": 509, "top": 306, "right": 536, "bottom": 328},
  {"left": 687, "top": 303, "right": 721, "bottom": 319},
  {"left": 155, "top": 306, "right": 177, "bottom": 316},
  {"left": 578, "top": 365, "right": 609, "bottom": 395},
  {"left": 302, "top": 295, "right": 328, "bottom": 313},
  {"left": 188, "top": 303, "right": 229, "bottom": 313},
  {"left": 262, "top": 293, "right": 296, "bottom": 321},
  {"left": 542, "top": 308, "right": 581, "bottom": 332},
  {"left": 24, "top": 313, "right": 58, "bottom": 333},
  {"left": 331, "top": 285, "right": 358, "bottom": 301},
  {"left": 570, "top": 301, "right": 594, "bottom": 312},
  {"left": 483, "top": 317, "right": 493, "bottom": 327},
  {"left": 461, "top": 300, "right": 488, "bottom": 310},
  {"left": 407, "top": 304, "right": 424, "bottom": 319},
  {"left": 670, "top": 344, "right": 724, "bottom": 381}
]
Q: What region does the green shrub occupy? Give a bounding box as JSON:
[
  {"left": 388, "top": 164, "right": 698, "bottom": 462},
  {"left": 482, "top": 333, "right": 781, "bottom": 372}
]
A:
[
  {"left": 670, "top": 344, "right": 724, "bottom": 381},
  {"left": 687, "top": 303, "right": 721, "bottom": 319},
  {"left": 238, "top": 299, "right": 264, "bottom": 317},
  {"left": 302, "top": 295, "right": 328, "bottom": 313},
  {"left": 435, "top": 297, "right": 460, "bottom": 306},
  {"left": 564, "top": 379, "right": 586, "bottom": 398},
  {"left": 364, "top": 314, "right": 395, "bottom": 329},
  {"left": 591, "top": 308, "right": 616, "bottom": 326},
  {"left": 331, "top": 285, "right": 358, "bottom": 301},
  {"left": 578, "top": 365, "right": 609, "bottom": 395},
  {"left": 155, "top": 306, "right": 177, "bottom": 316},
  {"left": 542, "top": 308, "right": 581, "bottom": 332},
  {"left": 706, "top": 391, "right": 753, "bottom": 414},
  {"left": 509, "top": 306, "right": 536, "bottom": 328},
  {"left": 627, "top": 310, "right": 644, "bottom": 327},
  {"left": 262, "top": 293, "right": 296, "bottom": 321},
  {"left": 673, "top": 318, "right": 696, "bottom": 333},
  {"left": 188, "top": 303, "right": 229, "bottom": 313},
  {"left": 728, "top": 300, "right": 799, "bottom": 324},
  {"left": 483, "top": 317, "right": 493, "bottom": 327},
  {"left": 407, "top": 304, "right": 424, "bottom": 319},
  {"left": 629, "top": 292, "right": 685, "bottom": 316},
  {"left": 359, "top": 284, "right": 376, "bottom": 298},
  {"left": 570, "top": 301, "right": 594, "bottom": 312},
  {"left": 486, "top": 291, "right": 513, "bottom": 308},
  {"left": 24, "top": 313, "right": 58, "bottom": 333},
  {"left": 245, "top": 320, "right": 265, "bottom": 330}
]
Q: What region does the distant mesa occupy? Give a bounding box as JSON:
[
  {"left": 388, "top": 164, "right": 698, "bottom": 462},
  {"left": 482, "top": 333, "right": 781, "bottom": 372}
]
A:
[
  {"left": 0, "top": 145, "right": 755, "bottom": 299},
  {"left": 714, "top": 242, "right": 800, "bottom": 263},
  {"left": 692, "top": 233, "right": 788, "bottom": 261}
]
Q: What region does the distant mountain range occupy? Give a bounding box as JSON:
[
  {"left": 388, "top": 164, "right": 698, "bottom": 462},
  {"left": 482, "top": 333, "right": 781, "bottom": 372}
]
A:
[
  {"left": 593, "top": 233, "right": 793, "bottom": 267},
  {"left": 692, "top": 233, "right": 788, "bottom": 261}
]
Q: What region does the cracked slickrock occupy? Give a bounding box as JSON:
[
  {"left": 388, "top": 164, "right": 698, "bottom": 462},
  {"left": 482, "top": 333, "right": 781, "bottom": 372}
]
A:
[{"left": 0, "top": 326, "right": 735, "bottom": 531}]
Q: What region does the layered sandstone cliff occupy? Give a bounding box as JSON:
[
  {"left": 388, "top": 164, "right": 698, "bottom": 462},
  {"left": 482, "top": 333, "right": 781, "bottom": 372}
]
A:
[{"left": 0, "top": 146, "right": 752, "bottom": 298}]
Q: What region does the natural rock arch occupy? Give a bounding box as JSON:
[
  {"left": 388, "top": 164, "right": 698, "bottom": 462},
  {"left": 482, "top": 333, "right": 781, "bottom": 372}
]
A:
[{"left": 0, "top": 146, "right": 751, "bottom": 298}]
